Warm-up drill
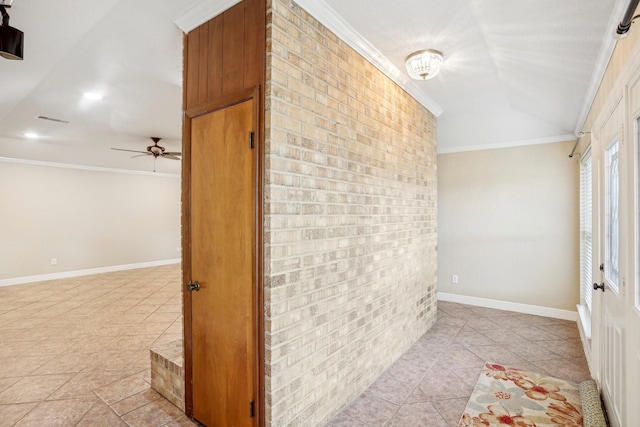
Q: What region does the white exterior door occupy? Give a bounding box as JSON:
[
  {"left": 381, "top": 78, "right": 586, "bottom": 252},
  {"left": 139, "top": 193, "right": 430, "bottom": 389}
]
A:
[
  {"left": 627, "top": 75, "right": 640, "bottom": 426},
  {"left": 595, "top": 100, "right": 626, "bottom": 427}
]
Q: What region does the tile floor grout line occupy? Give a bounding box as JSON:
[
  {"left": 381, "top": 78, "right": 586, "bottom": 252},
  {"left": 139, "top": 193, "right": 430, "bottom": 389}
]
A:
[{"left": 366, "top": 318, "right": 469, "bottom": 425}]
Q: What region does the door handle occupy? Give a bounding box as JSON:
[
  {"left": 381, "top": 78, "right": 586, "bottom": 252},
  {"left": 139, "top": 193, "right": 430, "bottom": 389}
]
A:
[
  {"left": 593, "top": 282, "right": 605, "bottom": 292},
  {"left": 187, "top": 281, "right": 200, "bottom": 292}
]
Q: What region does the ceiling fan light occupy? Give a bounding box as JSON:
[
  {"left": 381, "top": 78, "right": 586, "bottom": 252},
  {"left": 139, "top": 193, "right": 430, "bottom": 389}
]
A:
[{"left": 405, "top": 49, "right": 443, "bottom": 80}]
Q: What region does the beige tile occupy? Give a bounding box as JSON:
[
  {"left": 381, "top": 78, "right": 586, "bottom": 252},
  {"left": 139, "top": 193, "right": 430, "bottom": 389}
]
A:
[
  {"left": 14, "top": 398, "right": 96, "bottom": 427},
  {"left": 116, "top": 335, "right": 159, "bottom": 351},
  {"left": 386, "top": 401, "right": 448, "bottom": 427},
  {"left": 110, "top": 388, "right": 162, "bottom": 416},
  {"left": 126, "top": 305, "right": 160, "bottom": 315},
  {"left": 450, "top": 367, "right": 483, "bottom": 388},
  {"left": 0, "top": 402, "right": 39, "bottom": 425},
  {"left": 0, "top": 374, "right": 74, "bottom": 404},
  {"left": 538, "top": 339, "right": 586, "bottom": 359},
  {"left": 0, "top": 309, "right": 42, "bottom": 321},
  {"left": 366, "top": 373, "right": 416, "bottom": 405},
  {"left": 144, "top": 311, "right": 181, "bottom": 324},
  {"left": 94, "top": 374, "right": 150, "bottom": 405},
  {"left": 125, "top": 322, "right": 172, "bottom": 336},
  {"left": 108, "top": 313, "right": 150, "bottom": 324},
  {"left": 121, "top": 397, "right": 188, "bottom": 427},
  {"left": 98, "top": 350, "right": 150, "bottom": 372},
  {"left": 32, "top": 352, "right": 101, "bottom": 375},
  {"left": 341, "top": 393, "right": 398, "bottom": 426},
  {"left": 161, "top": 415, "right": 202, "bottom": 426},
  {"left": 431, "top": 397, "right": 469, "bottom": 426},
  {"left": 76, "top": 400, "right": 127, "bottom": 427},
  {"left": 153, "top": 333, "right": 183, "bottom": 348},
  {"left": 531, "top": 357, "right": 592, "bottom": 384},
  {"left": 0, "top": 377, "right": 21, "bottom": 393},
  {"left": 0, "top": 341, "right": 42, "bottom": 359},
  {"left": 466, "top": 344, "right": 526, "bottom": 366},
  {"left": 48, "top": 371, "right": 132, "bottom": 400},
  {"left": 156, "top": 304, "right": 182, "bottom": 313},
  {"left": 326, "top": 412, "right": 370, "bottom": 427},
  {"left": 19, "top": 339, "right": 78, "bottom": 358},
  {"left": 140, "top": 369, "right": 152, "bottom": 384},
  {"left": 406, "top": 369, "right": 474, "bottom": 403}
]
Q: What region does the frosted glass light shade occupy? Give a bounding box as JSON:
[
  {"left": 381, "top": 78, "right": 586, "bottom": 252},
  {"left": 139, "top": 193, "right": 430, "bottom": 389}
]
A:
[{"left": 405, "top": 49, "right": 443, "bottom": 80}]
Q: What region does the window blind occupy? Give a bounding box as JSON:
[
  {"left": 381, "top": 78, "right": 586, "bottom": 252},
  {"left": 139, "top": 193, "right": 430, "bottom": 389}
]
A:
[{"left": 580, "top": 153, "right": 593, "bottom": 312}]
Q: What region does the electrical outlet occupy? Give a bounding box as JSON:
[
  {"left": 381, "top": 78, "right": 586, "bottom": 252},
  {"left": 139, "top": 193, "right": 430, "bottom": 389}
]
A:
[
  {"left": 51, "top": 258, "right": 57, "bottom": 266},
  {"left": 452, "top": 274, "right": 459, "bottom": 284}
]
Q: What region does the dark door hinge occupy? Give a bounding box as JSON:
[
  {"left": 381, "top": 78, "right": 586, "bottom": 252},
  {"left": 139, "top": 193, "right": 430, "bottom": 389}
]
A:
[
  {"left": 249, "top": 131, "right": 255, "bottom": 149},
  {"left": 250, "top": 400, "right": 255, "bottom": 418},
  {"left": 600, "top": 263, "right": 604, "bottom": 272}
]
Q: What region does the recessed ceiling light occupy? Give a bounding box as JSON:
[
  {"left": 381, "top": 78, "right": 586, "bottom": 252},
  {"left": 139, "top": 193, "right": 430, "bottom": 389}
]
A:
[
  {"left": 24, "top": 132, "right": 39, "bottom": 139},
  {"left": 83, "top": 92, "right": 103, "bottom": 101}
]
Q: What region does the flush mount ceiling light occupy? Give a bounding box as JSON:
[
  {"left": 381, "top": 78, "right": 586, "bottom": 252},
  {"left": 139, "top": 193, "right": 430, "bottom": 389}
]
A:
[{"left": 405, "top": 49, "right": 444, "bottom": 80}]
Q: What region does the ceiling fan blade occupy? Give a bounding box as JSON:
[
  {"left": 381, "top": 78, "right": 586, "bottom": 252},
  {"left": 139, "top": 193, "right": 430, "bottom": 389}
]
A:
[
  {"left": 163, "top": 155, "right": 181, "bottom": 160},
  {"left": 163, "top": 151, "right": 181, "bottom": 155},
  {"left": 111, "top": 148, "right": 148, "bottom": 154}
]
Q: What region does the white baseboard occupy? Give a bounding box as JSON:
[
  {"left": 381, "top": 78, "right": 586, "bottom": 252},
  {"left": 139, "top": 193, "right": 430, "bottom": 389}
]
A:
[
  {"left": 0, "top": 259, "right": 181, "bottom": 287},
  {"left": 437, "top": 292, "right": 578, "bottom": 321}
]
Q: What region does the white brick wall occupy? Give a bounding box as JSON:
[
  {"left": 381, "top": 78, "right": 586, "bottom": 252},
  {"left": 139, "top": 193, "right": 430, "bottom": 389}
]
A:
[{"left": 264, "top": 1, "right": 438, "bottom": 425}]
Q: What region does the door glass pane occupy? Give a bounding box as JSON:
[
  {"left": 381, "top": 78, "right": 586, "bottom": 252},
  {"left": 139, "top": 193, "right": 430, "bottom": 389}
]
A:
[{"left": 605, "top": 140, "right": 619, "bottom": 290}]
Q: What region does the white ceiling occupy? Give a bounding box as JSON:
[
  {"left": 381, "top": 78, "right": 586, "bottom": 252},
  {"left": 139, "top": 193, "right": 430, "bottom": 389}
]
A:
[{"left": 0, "top": 0, "right": 626, "bottom": 172}]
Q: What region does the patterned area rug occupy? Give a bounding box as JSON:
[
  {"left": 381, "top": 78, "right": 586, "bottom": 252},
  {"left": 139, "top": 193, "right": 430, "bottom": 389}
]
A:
[{"left": 458, "top": 363, "right": 584, "bottom": 426}]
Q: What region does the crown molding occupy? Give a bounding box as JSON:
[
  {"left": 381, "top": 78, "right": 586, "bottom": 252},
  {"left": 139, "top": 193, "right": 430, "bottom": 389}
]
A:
[
  {"left": 574, "top": 0, "right": 628, "bottom": 135},
  {"left": 174, "top": 0, "right": 443, "bottom": 115},
  {"left": 294, "top": 0, "right": 443, "bottom": 117},
  {"left": 0, "top": 157, "right": 180, "bottom": 178},
  {"left": 437, "top": 134, "right": 576, "bottom": 154},
  {"left": 174, "top": 0, "right": 241, "bottom": 34}
]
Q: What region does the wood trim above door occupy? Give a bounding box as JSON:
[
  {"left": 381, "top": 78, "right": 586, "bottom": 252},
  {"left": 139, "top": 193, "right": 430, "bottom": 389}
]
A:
[{"left": 185, "top": 87, "right": 258, "bottom": 120}]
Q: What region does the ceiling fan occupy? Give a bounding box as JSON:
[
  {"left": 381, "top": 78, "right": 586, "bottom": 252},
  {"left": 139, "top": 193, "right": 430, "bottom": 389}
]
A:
[{"left": 111, "top": 137, "right": 181, "bottom": 160}]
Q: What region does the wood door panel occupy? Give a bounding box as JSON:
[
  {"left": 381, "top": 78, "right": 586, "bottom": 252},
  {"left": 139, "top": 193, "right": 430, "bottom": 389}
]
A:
[
  {"left": 222, "top": 3, "right": 245, "bottom": 95},
  {"left": 183, "top": 0, "right": 265, "bottom": 111},
  {"left": 191, "top": 99, "right": 255, "bottom": 426}
]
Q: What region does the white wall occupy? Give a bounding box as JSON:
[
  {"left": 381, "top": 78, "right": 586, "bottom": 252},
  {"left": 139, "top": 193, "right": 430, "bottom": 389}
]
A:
[
  {"left": 0, "top": 160, "right": 181, "bottom": 281},
  {"left": 438, "top": 141, "right": 580, "bottom": 311}
]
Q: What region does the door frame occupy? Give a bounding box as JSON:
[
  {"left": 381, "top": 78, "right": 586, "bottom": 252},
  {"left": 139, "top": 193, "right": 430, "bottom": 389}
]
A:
[{"left": 182, "top": 86, "right": 264, "bottom": 425}]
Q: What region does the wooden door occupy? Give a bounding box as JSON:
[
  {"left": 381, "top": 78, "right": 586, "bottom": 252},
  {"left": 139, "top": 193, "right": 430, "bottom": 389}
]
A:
[{"left": 189, "top": 99, "right": 256, "bottom": 426}]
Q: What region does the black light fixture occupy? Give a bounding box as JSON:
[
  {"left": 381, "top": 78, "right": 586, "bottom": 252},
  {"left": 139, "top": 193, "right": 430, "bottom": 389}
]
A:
[{"left": 0, "top": 3, "right": 23, "bottom": 60}]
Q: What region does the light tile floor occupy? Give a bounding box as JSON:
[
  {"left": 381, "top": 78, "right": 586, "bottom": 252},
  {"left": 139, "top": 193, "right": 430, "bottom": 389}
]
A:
[
  {"left": 327, "top": 301, "right": 591, "bottom": 426},
  {"left": 1, "top": 266, "right": 590, "bottom": 427},
  {"left": 0, "top": 265, "right": 196, "bottom": 426}
]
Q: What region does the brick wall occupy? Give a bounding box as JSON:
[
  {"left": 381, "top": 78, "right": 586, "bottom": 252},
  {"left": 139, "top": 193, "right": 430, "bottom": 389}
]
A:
[{"left": 264, "top": 0, "right": 439, "bottom": 425}]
